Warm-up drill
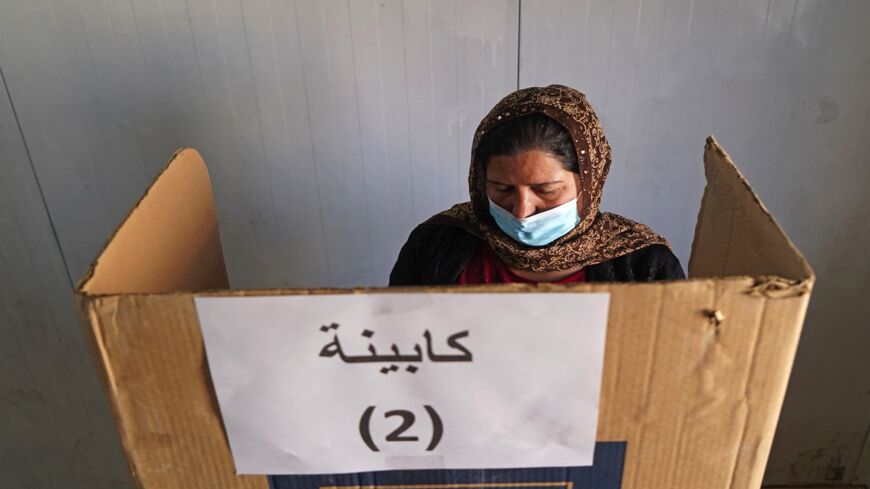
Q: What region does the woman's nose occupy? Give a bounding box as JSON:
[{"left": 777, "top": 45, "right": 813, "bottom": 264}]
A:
[{"left": 512, "top": 190, "right": 536, "bottom": 219}]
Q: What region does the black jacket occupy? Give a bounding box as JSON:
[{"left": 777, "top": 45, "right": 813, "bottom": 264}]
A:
[{"left": 389, "top": 222, "right": 686, "bottom": 286}]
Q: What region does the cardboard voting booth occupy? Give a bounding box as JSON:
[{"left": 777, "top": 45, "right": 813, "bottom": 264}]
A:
[{"left": 75, "top": 136, "right": 814, "bottom": 489}]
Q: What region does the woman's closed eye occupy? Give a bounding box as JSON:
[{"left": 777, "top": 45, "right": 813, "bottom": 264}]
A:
[
  {"left": 492, "top": 184, "right": 513, "bottom": 194},
  {"left": 489, "top": 183, "right": 561, "bottom": 193},
  {"left": 534, "top": 185, "right": 564, "bottom": 197}
]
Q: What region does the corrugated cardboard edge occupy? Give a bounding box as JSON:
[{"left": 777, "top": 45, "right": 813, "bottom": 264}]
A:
[
  {"left": 76, "top": 148, "right": 187, "bottom": 293},
  {"left": 76, "top": 148, "right": 229, "bottom": 295},
  {"left": 689, "top": 136, "right": 815, "bottom": 292}
]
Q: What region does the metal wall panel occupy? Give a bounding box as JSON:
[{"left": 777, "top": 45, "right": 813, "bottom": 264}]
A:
[
  {"left": 0, "top": 0, "right": 518, "bottom": 289},
  {"left": 0, "top": 1, "right": 517, "bottom": 484},
  {"left": 0, "top": 67, "right": 132, "bottom": 487},
  {"left": 520, "top": 0, "right": 870, "bottom": 485}
]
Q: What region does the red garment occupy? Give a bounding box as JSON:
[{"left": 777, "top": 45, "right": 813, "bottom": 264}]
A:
[{"left": 458, "top": 245, "right": 587, "bottom": 285}]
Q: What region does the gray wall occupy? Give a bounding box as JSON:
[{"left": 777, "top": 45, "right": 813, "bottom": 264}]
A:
[
  {"left": 521, "top": 1, "right": 870, "bottom": 485},
  {"left": 0, "top": 0, "right": 867, "bottom": 487}
]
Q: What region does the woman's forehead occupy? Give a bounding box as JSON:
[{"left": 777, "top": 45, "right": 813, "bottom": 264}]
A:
[{"left": 486, "top": 150, "right": 574, "bottom": 183}]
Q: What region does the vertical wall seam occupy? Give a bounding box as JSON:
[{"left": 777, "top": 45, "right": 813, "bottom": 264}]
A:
[
  {"left": 345, "top": 0, "right": 377, "bottom": 285},
  {"left": 516, "top": 0, "right": 522, "bottom": 89},
  {"left": 0, "top": 63, "right": 75, "bottom": 290}
]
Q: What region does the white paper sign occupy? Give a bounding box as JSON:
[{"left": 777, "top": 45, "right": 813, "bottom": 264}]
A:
[{"left": 195, "top": 292, "right": 609, "bottom": 474}]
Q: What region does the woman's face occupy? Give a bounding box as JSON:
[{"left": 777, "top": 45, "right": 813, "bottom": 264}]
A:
[{"left": 485, "top": 150, "right": 580, "bottom": 219}]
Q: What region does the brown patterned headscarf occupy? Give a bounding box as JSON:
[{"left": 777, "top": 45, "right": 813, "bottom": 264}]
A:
[{"left": 429, "top": 84, "right": 671, "bottom": 272}]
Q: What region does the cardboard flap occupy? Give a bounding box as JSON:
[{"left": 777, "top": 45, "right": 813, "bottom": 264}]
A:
[
  {"left": 78, "top": 149, "right": 228, "bottom": 295},
  {"left": 688, "top": 137, "right": 814, "bottom": 283}
]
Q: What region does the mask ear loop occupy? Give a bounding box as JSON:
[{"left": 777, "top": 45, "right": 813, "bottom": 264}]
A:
[{"left": 572, "top": 172, "right": 587, "bottom": 220}]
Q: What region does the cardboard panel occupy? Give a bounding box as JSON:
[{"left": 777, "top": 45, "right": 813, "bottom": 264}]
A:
[
  {"left": 689, "top": 137, "right": 813, "bottom": 283},
  {"left": 78, "top": 294, "right": 266, "bottom": 489},
  {"left": 79, "top": 149, "right": 228, "bottom": 295},
  {"left": 77, "top": 278, "right": 810, "bottom": 489},
  {"left": 597, "top": 278, "right": 810, "bottom": 489}
]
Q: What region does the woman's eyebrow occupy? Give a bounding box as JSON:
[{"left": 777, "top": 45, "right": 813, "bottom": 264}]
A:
[
  {"left": 486, "top": 179, "right": 563, "bottom": 186},
  {"left": 486, "top": 179, "right": 512, "bottom": 186}
]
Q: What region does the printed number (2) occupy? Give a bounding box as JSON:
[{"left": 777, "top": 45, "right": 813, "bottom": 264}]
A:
[{"left": 384, "top": 409, "right": 419, "bottom": 441}]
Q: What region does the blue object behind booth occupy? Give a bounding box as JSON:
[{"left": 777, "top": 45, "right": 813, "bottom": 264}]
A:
[{"left": 270, "top": 441, "right": 626, "bottom": 489}]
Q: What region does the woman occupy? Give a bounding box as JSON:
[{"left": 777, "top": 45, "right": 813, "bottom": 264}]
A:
[{"left": 390, "top": 84, "right": 684, "bottom": 286}]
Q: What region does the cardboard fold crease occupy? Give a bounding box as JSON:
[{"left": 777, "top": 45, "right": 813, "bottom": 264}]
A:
[{"left": 75, "top": 138, "right": 814, "bottom": 489}]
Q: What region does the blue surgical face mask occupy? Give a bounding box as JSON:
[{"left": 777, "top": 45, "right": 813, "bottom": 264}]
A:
[{"left": 487, "top": 197, "right": 581, "bottom": 246}]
